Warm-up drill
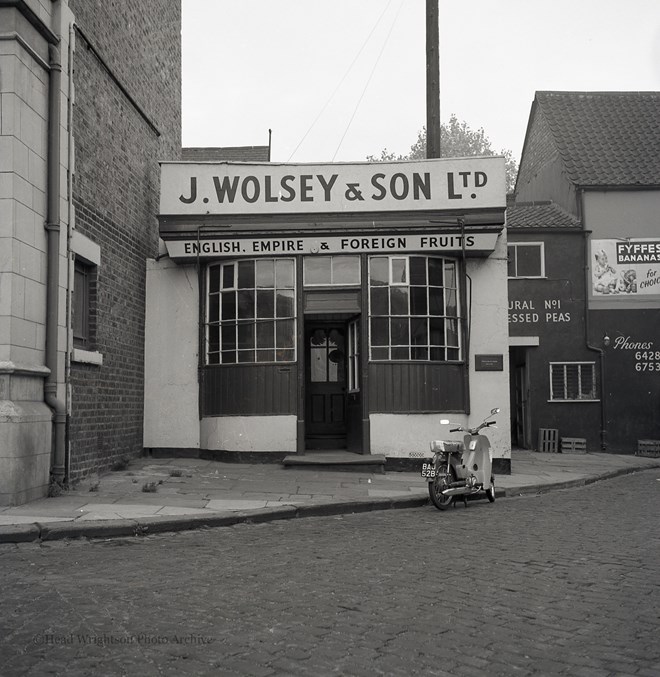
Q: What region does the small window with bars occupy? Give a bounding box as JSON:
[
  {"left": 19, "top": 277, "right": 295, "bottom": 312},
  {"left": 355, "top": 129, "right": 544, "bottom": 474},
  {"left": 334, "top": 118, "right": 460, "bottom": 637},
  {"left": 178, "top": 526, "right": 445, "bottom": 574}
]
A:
[{"left": 549, "top": 362, "right": 598, "bottom": 401}]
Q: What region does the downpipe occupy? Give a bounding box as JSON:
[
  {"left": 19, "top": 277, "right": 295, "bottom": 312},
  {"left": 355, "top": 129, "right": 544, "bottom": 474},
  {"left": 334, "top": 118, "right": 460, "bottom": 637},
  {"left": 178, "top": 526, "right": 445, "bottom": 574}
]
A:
[{"left": 45, "top": 42, "right": 67, "bottom": 484}]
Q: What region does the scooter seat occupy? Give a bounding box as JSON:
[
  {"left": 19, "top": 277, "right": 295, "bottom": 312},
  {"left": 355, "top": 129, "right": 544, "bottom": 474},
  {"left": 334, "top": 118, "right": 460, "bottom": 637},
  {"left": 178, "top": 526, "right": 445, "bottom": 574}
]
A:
[{"left": 430, "top": 440, "right": 463, "bottom": 453}]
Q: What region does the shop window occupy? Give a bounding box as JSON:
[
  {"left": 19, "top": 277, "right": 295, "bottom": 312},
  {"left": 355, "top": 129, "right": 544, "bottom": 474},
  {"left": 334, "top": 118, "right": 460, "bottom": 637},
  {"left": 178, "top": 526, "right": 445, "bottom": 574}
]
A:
[
  {"left": 549, "top": 362, "right": 598, "bottom": 401},
  {"left": 368, "top": 256, "right": 461, "bottom": 362},
  {"left": 347, "top": 319, "right": 360, "bottom": 392},
  {"left": 207, "top": 258, "right": 296, "bottom": 364},
  {"left": 73, "top": 258, "right": 96, "bottom": 349},
  {"left": 508, "top": 242, "right": 545, "bottom": 278},
  {"left": 303, "top": 255, "right": 360, "bottom": 286}
]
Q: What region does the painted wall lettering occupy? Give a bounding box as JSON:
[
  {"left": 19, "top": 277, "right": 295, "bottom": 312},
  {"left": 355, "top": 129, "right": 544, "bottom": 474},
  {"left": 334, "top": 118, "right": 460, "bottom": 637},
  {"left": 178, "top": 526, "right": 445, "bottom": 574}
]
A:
[{"left": 508, "top": 299, "right": 570, "bottom": 324}]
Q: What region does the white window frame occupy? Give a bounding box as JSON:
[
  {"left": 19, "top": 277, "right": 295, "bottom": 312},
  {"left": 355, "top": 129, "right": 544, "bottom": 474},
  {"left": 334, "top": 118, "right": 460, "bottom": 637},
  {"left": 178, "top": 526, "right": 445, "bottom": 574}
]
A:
[
  {"left": 302, "top": 255, "right": 361, "bottom": 287},
  {"left": 549, "top": 361, "right": 599, "bottom": 402},
  {"left": 508, "top": 242, "right": 545, "bottom": 279}
]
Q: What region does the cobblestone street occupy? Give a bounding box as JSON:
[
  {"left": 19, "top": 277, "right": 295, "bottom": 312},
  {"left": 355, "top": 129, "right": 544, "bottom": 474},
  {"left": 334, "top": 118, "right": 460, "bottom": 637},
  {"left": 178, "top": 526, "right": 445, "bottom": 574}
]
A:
[{"left": 1, "top": 470, "right": 659, "bottom": 676}]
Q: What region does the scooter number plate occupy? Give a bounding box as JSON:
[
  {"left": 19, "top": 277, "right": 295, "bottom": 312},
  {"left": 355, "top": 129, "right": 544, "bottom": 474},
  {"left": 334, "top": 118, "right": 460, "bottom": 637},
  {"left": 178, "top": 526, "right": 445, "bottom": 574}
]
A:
[{"left": 420, "top": 463, "right": 436, "bottom": 479}]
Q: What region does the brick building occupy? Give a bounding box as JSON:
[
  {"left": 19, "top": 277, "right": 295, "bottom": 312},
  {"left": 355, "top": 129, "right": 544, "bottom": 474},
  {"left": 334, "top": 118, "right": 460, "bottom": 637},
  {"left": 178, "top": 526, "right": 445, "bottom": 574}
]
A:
[
  {"left": 508, "top": 91, "right": 660, "bottom": 454},
  {"left": 0, "top": 0, "right": 181, "bottom": 504}
]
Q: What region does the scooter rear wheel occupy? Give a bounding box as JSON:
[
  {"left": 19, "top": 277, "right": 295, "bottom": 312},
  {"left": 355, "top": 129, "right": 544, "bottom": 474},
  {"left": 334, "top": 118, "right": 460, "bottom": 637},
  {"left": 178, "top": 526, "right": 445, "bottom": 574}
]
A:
[{"left": 428, "top": 467, "right": 456, "bottom": 511}]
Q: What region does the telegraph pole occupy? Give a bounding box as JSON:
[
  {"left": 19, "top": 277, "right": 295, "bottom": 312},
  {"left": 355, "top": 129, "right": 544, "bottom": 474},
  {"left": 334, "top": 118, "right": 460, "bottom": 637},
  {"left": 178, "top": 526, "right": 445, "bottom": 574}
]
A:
[{"left": 426, "top": 0, "right": 440, "bottom": 158}]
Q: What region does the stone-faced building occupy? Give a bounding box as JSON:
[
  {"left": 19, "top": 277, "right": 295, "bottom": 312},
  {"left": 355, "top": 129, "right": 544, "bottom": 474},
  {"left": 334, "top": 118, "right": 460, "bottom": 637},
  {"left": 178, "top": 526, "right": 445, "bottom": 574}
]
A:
[
  {"left": 509, "top": 91, "right": 660, "bottom": 454},
  {"left": 0, "top": 0, "right": 181, "bottom": 505}
]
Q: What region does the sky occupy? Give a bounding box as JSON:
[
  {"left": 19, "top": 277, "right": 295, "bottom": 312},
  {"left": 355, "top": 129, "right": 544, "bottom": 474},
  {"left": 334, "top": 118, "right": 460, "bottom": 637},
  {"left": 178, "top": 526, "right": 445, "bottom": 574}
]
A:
[{"left": 181, "top": 0, "right": 660, "bottom": 165}]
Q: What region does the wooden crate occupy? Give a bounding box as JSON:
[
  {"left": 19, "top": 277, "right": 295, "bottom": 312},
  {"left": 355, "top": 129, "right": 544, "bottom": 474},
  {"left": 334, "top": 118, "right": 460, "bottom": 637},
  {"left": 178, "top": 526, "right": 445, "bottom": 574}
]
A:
[
  {"left": 538, "top": 428, "right": 559, "bottom": 453},
  {"left": 637, "top": 440, "right": 660, "bottom": 458},
  {"left": 561, "top": 437, "right": 587, "bottom": 454}
]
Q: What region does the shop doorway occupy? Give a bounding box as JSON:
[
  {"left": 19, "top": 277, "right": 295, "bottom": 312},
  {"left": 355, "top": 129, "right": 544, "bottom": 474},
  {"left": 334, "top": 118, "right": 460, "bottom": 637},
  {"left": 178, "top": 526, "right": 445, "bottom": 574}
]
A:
[
  {"left": 305, "top": 322, "right": 348, "bottom": 449},
  {"left": 509, "top": 346, "right": 532, "bottom": 448}
]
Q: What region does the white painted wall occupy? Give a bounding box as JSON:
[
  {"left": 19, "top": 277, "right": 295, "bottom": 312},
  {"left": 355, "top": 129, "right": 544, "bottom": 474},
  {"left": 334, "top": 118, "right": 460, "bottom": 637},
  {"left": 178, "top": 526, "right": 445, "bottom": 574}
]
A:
[
  {"left": 143, "top": 258, "right": 200, "bottom": 449},
  {"left": 370, "top": 232, "right": 511, "bottom": 460},
  {"left": 201, "top": 415, "right": 297, "bottom": 452}
]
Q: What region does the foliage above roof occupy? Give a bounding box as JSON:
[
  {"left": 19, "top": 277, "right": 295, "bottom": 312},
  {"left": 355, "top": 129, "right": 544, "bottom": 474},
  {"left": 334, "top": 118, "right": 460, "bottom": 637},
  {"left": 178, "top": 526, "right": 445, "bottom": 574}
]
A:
[{"left": 534, "top": 91, "right": 660, "bottom": 186}]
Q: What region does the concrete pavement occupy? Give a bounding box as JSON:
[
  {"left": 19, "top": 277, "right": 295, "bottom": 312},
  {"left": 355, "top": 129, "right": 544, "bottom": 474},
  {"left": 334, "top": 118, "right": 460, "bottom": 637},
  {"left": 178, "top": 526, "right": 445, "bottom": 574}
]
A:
[{"left": 1, "top": 449, "right": 659, "bottom": 543}]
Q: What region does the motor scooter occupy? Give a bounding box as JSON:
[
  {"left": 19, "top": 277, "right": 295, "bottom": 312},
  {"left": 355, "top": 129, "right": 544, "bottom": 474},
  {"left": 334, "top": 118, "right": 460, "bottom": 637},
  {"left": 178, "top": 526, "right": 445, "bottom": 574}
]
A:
[{"left": 422, "top": 408, "right": 499, "bottom": 511}]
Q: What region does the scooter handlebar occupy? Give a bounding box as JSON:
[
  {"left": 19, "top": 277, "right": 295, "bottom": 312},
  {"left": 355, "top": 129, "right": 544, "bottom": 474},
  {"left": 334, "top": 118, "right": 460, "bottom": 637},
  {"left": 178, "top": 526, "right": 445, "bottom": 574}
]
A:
[{"left": 450, "top": 427, "right": 462, "bottom": 433}]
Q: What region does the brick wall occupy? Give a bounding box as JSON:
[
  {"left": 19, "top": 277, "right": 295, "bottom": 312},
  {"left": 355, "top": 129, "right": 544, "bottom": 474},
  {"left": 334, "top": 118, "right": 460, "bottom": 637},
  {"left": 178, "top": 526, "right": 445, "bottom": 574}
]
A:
[{"left": 67, "top": 1, "right": 181, "bottom": 478}]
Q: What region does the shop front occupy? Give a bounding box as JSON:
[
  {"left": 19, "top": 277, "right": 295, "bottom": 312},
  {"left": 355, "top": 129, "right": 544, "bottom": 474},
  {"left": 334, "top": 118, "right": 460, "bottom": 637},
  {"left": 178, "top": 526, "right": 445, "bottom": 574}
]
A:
[{"left": 144, "top": 158, "right": 512, "bottom": 471}]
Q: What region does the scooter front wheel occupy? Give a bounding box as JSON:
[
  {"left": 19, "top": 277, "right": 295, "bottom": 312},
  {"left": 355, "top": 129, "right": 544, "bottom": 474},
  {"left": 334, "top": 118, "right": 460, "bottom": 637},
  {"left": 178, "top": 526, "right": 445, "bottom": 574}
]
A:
[
  {"left": 485, "top": 477, "right": 495, "bottom": 503},
  {"left": 428, "top": 467, "right": 456, "bottom": 511}
]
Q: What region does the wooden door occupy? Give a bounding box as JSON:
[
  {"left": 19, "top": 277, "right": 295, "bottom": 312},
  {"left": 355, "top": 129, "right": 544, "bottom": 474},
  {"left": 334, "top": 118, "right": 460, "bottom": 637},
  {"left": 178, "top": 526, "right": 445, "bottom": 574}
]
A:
[{"left": 305, "top": 324, "right": 347, "bottom": 449}]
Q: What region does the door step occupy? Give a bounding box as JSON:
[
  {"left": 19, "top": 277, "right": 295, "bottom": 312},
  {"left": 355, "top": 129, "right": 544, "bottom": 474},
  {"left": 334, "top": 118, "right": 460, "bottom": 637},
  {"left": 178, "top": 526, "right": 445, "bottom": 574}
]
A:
[{"left": 282, "top": 451, "right": 386, "bottom": 473}]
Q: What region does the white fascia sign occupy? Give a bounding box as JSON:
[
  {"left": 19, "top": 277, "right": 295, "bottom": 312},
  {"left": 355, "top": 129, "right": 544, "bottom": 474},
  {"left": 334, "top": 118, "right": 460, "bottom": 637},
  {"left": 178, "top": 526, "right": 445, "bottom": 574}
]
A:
[
  {"left": 165, "top": 232, "right": 500, "bottom": 260},
  {"left": 160, "top": 157, "right": 506, "bottom": 217}
]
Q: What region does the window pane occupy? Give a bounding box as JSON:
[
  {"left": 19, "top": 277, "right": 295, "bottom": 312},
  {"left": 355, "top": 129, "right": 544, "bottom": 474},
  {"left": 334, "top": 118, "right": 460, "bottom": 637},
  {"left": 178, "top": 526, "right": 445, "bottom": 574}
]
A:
[
  {"left": 409, "top": 257, "right": 427, "bottom": 285},
  {"left": 222, "top": 264, "right": 235, "bottom": 289},
  {"left": 256, "top": 259, "right": 275, "bottom": 287},
  {"left": 278, "top": 349, "right": 295, "bottom": 362},
  {"left": 445, "top": 289, "right": 457, "bottom": 317},
  {"left": 444, "top": 261, "right": 457, "bottom": 288},
  {"left": 371, "top": 346, "right": 389, "bottom": 360},
  {"left": 257, "top": 289, "right": 275, "bottom": 318},
  {"left": 276, "top": 319, "right": 295, "bottom": 349},
  {"left": 370, "top": 317, "right": 389, "bottom": 346},
  {"left": 209, "top": 266, "right": 220, "bottom": 293},
  {"left": 208, "top": 324, "right": 220, "bottom": 354},
  {"left": 369, "top": 257, "right": 388, "bottom": 285},
  {"left": 222, "top": 323, "right": 236, "bottom": 350},
  {"left": 411, "top": 346, "right": 428, "bottom": 360},
  {"left": 446, "top": 319, "right": 459, "bottom": 347},
  {"left": 73, "top": 266, "right": 87, "bottom": 341},
  {"left": 370, "top": 287, "right": 389, "bottom": 315},
  {"left": 221, "top": 350, "right": 236, "bottom": 364},
  {"left": 304, "top": 257, "right": 331, "bottom": 285},
  {"left": 410, "top": 317, "right": 428, "bottom": 345},
  {"left": 237, "top": 290, "right": 255, "bottom": 319},
  {"left": 237, "top": 323, "right": 255, "bottom": 349},
  {"left": 333, "top": 256, "right": 360, "bottom": 284},
  {"left": 391, "top": 317, "right": 409, "bottom": 345},
  {"left": 390, "top": 287, "right": 408, "bottom": 315},
  {"left": 410, "top": 287, "right": 427, "bottom": 315},
  {"left": 391, "top": 258, "right": 407, "bottom": 284},
  {"left": 256, "top": 349, "right": 275, "bottom": 362},
  {"left": 238, "top": 260, "right": 255, "bottom": 288},
  {"left": 430, "top": 347, "right": 446, "bottom": 361},
  {"left": 428, "top": 258, "right": 443, "bottom": 286},
  {"left": 310, "top": 346, "right": 327, "bottom": 382},
  {"left": 276, "top": 259, "right": 294, "bottom": 288},
  {"left": 238, "top": 350, "right": 255, "bottom": 363},
  {"left": 208, "top": 294, "right": 220, "bottom": 322},
  {"left": 256, "top": 321, "right": 274, "bottom": 348},
  {"left": 276, "top": 289, "right": 295, "bottom": 317},
  {"left": 391, "top": 346, "right": 409, "bottom": 360},
  {"left": 208, "top": 352, "right": 220, "bottom": 365},
  {"left": 429, "top": 318, "right": 445, "bottom": 345},
  {"left": 221, "top": 291, "right": 236, "bottom": 320},
  {"left": 516, "top": 245, "right": 542, "bottom": 277},
  {"left": 429, "top": 287, "right": 444, "bottom": 315}
]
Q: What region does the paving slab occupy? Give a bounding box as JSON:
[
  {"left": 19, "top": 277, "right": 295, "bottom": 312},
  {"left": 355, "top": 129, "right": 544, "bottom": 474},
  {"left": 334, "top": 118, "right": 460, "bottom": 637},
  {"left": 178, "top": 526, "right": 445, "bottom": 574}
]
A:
[{"left": 0, "top": 449, "right": 658, "bottom": 542}]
